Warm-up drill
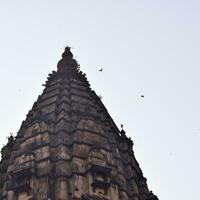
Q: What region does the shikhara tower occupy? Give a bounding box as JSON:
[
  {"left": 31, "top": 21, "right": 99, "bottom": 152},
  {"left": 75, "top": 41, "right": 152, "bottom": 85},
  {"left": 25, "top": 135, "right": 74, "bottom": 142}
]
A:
[{"left": 0, "top": 47, "right": 159, "bottom": 200}]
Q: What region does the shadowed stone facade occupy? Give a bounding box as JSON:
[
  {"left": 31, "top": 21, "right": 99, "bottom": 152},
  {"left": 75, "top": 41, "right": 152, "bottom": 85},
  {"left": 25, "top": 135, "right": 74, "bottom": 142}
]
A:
[{"left": 0, "top": 47, "right": 159, "bottom": 200}]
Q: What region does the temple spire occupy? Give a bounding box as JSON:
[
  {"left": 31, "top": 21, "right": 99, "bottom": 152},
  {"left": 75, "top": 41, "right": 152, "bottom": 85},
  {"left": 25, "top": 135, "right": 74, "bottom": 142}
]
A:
[{"left": 0, "top": 47, "right": 158, "bottom": 200}]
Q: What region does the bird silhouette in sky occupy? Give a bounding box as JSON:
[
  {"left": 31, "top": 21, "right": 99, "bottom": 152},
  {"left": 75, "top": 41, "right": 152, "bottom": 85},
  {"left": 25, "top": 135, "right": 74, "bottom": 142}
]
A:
[
  {"left": 141, "top": 95, "right": 144, "bottom": 98},
  {"left": 99, "top": 68, "right": 103, "bottom": 72}
]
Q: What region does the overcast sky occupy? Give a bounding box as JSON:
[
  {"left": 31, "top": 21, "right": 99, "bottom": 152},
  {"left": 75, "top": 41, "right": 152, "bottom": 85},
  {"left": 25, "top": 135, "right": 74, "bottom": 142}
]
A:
[{"left": 0, "top": 1, "right": 199, "bottom": 199}]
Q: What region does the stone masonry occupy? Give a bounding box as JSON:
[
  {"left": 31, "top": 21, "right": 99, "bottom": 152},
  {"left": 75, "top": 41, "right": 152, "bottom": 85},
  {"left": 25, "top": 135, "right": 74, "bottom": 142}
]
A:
[{"left": 0, "top": 47, "right": 159, "bottom": 200}]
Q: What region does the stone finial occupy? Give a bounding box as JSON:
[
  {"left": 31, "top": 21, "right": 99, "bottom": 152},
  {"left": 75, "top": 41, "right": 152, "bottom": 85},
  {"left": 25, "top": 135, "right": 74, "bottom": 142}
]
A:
[
  {"left": 57, "top": 46, "right": 78, "bottom": 72},
  {"left": 62, "top": 46, "right": 73, "bottom": 59}
]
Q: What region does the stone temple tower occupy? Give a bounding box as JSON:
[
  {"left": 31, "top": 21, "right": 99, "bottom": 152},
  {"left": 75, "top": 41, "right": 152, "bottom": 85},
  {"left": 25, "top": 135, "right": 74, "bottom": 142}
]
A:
[{"left": 0, "top": 47, "right": 159, "bottom": 200}]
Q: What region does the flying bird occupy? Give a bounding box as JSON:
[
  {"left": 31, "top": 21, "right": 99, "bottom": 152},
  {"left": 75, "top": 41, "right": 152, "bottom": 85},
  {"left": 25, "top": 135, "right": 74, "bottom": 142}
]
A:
[
  {"left": 99, "top": 68, "right": 103, "bottom": 72},
  {"left": 141, "top": 95, "right": 144, "bottom": 98}
]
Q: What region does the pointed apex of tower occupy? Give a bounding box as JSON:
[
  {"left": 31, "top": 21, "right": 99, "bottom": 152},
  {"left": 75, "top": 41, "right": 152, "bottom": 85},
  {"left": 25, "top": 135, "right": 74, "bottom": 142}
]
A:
[
  {"left": 57, "top": 46, "right": 78, "bottom": 73},
  {"left": 62, "top": 46, "right": 73, "bottom": 59}
]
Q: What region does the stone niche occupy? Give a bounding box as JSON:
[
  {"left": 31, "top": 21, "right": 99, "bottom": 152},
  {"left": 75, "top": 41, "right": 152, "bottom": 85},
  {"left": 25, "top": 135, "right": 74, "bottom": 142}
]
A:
[
  {"left": 89, "top": 164, "right": 112, "bottom": 197},
  {"left": 10, "top": 165, "right": 33, "bottom": 200}
]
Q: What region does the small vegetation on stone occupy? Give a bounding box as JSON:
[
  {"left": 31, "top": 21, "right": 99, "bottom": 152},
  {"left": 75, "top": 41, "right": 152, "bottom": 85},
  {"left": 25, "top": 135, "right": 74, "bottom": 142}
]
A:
[{"left": 0, "top": 133, "right": 15, "bottom": 160}]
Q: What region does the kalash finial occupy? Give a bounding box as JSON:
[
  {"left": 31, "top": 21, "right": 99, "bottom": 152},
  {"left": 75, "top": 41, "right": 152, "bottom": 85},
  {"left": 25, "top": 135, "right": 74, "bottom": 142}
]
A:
[
  {"left": 57, "top": 46, "right": 78, "bottom": 72},
  {"left": 62, "top": 46, "right": 73, "bottom": 58}
]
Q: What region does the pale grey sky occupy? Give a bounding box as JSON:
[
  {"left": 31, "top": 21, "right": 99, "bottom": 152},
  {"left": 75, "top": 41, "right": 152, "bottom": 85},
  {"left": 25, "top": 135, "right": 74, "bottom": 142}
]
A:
[{"left": 0, "top": 1, "right": 199, "bottom": 199}]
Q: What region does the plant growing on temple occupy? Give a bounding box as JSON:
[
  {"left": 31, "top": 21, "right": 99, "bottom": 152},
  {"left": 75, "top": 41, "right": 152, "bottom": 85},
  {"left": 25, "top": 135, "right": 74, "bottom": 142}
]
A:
[{"left": 0, "top": 133, "right": 15, "bottom": 160}]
